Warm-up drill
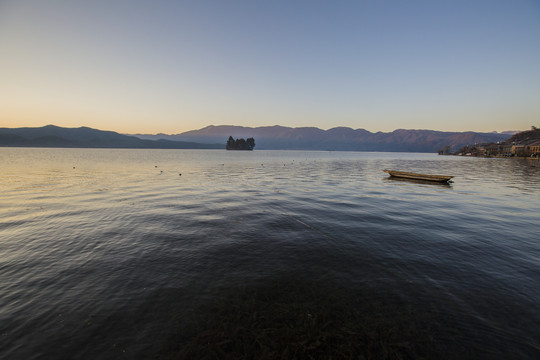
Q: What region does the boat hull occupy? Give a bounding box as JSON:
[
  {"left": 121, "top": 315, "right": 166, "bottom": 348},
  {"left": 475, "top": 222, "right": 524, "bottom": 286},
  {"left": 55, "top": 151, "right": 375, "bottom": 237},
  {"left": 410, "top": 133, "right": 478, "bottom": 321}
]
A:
[{"left": 383, "top": 170, "right": 453, "bottom": 183}]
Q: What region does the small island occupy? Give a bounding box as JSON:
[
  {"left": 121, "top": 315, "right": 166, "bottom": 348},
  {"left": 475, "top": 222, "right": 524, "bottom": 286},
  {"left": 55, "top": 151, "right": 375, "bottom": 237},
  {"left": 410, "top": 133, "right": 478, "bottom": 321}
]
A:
[{"left": 226, "top": 136, "right": 255, "bottom": 150}]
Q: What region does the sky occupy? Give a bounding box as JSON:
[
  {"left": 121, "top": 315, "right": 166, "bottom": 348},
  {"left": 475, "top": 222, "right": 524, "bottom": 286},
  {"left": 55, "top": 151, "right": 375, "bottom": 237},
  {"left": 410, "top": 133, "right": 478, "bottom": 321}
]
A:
[{"left": 1, "top": 0, "right": 539, "bottom": 134}]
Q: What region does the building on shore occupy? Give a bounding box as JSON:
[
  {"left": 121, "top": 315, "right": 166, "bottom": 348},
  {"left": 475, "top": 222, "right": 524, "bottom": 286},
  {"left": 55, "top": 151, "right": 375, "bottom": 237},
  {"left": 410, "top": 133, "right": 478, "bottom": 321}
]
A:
[
  {"left": 525, "top": 141, "right": 540, "bottom": 157},
  {"left": 449, "top": 128, "right": 540, "bottom": 158}
]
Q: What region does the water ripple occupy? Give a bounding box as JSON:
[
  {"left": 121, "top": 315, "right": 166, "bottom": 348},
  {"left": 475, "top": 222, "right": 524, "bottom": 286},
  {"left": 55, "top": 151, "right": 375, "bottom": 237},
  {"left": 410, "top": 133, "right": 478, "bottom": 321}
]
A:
[{"left": 0, "top": 148, "right": 539, "bottom": 359}]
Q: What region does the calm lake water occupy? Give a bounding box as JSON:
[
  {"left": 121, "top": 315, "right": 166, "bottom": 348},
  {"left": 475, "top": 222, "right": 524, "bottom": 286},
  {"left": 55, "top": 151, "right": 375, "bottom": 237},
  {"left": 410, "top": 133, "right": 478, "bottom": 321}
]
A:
[{"left": 1, "top": 148, "right": 539, "bottom": 359}]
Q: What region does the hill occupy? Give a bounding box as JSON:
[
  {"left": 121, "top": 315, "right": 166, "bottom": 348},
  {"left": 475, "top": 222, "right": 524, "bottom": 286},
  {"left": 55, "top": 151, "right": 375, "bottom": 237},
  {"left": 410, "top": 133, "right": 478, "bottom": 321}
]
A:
[
  {"left": 134, "top": 125, "right": 510, "bottom": 152},
  {"left": 502, "top": 128, "right": 540, "bottom": 145},
  {"left": 0, "top": 125, "right": 222, "bottom": 149}
]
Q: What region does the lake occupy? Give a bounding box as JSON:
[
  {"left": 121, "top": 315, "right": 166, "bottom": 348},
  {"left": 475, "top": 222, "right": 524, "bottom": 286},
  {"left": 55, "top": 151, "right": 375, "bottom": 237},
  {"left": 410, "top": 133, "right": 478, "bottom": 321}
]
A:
[{"left": 1, "top": 148, "right": 539, "bottom": 359}]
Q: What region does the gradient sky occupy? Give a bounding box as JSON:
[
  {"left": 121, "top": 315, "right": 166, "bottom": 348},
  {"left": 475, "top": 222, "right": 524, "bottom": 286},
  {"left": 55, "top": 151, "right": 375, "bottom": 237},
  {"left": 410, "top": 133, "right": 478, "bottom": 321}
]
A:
[{"left": 1, "top": 0, "right": 539, "bottom": 134}]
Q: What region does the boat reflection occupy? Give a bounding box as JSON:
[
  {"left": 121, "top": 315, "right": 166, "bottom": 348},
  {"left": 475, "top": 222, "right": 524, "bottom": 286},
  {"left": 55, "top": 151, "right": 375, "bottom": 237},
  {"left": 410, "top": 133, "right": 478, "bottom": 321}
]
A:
[{"left": 383, "top": 176, "right": 453, "bottom": 186}]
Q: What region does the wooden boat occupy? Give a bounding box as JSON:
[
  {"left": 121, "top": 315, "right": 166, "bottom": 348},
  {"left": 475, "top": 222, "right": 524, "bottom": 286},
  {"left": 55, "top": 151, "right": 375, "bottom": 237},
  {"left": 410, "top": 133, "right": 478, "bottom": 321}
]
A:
[{"left": 383, "top": 170, "right": 453, "bottom": 183}]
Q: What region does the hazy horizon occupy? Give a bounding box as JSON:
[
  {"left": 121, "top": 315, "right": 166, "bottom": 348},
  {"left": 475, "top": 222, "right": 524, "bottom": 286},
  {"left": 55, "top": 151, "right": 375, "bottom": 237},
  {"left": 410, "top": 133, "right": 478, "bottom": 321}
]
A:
[
  {"left": 127, "top": 123, "right": 523, "bottom": 136},
  {"left": 1, "top": 1, "right": 539, "bottom": 134},
  {"left": 0, "top": 122, "right": 523, "bottom": 136}
]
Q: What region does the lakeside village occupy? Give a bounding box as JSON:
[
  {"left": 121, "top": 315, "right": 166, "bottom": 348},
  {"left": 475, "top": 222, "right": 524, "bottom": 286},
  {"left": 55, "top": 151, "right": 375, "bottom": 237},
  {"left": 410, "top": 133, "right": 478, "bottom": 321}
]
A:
[{"left": 439, "top": 127, "right": 540, "bottom": 158}]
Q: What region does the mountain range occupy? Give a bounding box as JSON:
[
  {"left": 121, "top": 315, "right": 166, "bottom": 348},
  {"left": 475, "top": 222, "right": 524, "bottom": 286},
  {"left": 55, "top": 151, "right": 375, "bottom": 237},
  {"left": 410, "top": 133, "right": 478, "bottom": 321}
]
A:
[
  {"left": 134, "top": 125, "right": 511, "bottom": 152},
  {"left": 0, "top": 125, "right": 222, "bottom": 149},
  {"left": 0, "top": 124, "right": 512, "bottom": 152}
]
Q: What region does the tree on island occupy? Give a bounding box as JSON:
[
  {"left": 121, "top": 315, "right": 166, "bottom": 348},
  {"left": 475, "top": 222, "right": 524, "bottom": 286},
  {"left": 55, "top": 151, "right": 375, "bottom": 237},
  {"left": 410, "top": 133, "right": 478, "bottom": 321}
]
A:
[{"left": 226, "top": 136, "right": 255, "bottom": 150}]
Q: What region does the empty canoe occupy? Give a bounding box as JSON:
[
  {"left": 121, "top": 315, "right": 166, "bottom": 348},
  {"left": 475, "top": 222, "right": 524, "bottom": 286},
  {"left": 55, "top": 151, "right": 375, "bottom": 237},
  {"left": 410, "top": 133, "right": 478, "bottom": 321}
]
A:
[{"left": 383, "top": 170, "right": 453, "bottom": 182}]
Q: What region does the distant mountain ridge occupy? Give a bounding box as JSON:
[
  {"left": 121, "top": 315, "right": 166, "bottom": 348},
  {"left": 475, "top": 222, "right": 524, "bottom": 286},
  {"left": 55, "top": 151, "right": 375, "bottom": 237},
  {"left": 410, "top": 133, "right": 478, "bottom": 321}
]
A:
[
  {"left": 0, "top": 125, "right": 222, "bottom": 149},
  {"left": 134, "top": 125, "right": 511, "bottom": 152},
  {"left": 0, "top": 124, "right": 512, "bottom": 152}
]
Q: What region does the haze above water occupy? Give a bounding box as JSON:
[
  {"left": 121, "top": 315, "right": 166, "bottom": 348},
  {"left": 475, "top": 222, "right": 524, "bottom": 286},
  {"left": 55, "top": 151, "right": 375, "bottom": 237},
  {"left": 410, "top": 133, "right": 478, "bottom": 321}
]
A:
[{"left": 1, "top": 148, "right": 539, "bottom": 359}]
